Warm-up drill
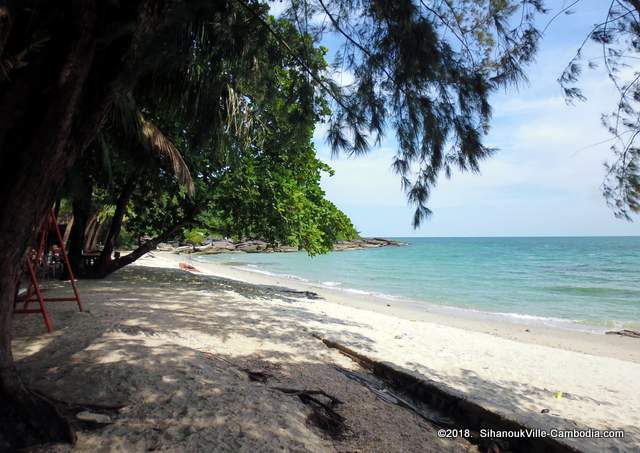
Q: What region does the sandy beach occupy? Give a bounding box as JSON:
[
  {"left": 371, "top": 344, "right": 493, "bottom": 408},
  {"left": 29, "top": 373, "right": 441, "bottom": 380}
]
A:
[{"left": 12, "top": 251, "right": 640, "bottom": 452}]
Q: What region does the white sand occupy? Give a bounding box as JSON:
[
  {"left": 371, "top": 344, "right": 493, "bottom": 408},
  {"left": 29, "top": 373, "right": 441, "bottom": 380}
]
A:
[{"left": 11, "top": 251, "right": 640, "bottom": 452}]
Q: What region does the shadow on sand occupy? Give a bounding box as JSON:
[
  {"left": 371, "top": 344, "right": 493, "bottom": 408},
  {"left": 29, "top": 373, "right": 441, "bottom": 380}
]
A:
[{"left": 11, "top": 265, "right": 639, "bottom": 452}]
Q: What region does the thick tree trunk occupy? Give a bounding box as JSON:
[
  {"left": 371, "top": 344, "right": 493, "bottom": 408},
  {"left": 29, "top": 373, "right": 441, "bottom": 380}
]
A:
[
  {"left": 0, "top": 2, "right": 99, "bottom": 448},
  {"left": 0, "top": 341, "right": 75, "bottom": 449},
  {"left": 0, "top": 4, "right": 12, "bottom": 60},
  {"left": 0, "top": 0, "right": 179, "bottom": 448}
]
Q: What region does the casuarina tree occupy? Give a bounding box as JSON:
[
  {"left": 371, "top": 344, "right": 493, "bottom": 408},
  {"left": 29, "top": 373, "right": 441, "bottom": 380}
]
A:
[{"left": 559, "top": 0, "right": 640, "bottom": 220}]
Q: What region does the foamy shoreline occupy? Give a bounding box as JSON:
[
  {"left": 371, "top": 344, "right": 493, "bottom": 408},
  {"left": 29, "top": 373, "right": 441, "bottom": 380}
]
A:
[
  {"left": 228, "top": 261, "right": 611, "bottom": 334},
  {"left": 175, "top": 252, "right": 640, "bottom": 363}
]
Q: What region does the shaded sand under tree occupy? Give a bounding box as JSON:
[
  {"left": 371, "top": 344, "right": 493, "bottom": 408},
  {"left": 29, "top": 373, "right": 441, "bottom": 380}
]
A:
[
  {"left": 13, "top": 265, "right": 474, "bottom": 452},
  {"left": 13, "top": 255, "right": 640, "bottom": 452}
]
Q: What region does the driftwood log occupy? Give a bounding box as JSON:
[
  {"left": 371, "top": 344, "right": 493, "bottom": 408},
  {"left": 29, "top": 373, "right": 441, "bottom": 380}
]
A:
[
  {"left": 313, "top": 334, "right": 581, "bottom": 453},
  {"left": 605, "top": 329, "right": 640, "bottom": 338}
]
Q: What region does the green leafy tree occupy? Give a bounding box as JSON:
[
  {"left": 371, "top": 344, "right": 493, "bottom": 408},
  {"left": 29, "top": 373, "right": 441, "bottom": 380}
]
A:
[
  {"left": 69, "top": 19, "right": 355, "bottom": 277},
  {"left": 212, "top": 20, "right": 357, "bottom": 254}
]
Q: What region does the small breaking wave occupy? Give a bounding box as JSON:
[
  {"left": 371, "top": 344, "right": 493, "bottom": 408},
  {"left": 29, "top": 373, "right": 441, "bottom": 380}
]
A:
[
  {"left": 204, "top": 253, "right": 636, "bottom": 335},
  {"left": 233, "top": 265, "right": 310, "bottom": 282},
  {"left": 321, "top": 281, "right": 342, "bottom": 287}
]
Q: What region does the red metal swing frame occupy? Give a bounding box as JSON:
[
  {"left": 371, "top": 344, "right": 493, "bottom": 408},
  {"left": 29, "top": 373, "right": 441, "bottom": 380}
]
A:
[{"left": 13, "top": 209, "right": 83, "bottom": 332}]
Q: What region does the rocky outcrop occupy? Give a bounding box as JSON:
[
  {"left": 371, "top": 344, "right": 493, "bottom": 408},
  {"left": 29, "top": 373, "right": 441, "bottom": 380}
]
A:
[
  {"left": 200, "top": 240, "right": 236, "bottom": 252},
  {"left": 272, "top": 245, "right": 299, "bottom": 252},
  {"left": 235, "top": 240, "right": 269, "bottom": 252},
  {"left": 157, "top": 242, "right": 176, "bottom": 251},
  {"left": 165, "top": 237, "right": 406, "bottom": 254},
  {"left": 332, "top": 237, "right": 406, "bottom": 251}
]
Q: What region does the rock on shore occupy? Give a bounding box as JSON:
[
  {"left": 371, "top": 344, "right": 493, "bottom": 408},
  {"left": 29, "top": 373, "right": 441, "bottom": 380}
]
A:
[
  {"left": 332, "top": 238, "right": 406, "bottom": 251},
  {"left": 157, "top": 237, "right": 406, "bottom": 254}
]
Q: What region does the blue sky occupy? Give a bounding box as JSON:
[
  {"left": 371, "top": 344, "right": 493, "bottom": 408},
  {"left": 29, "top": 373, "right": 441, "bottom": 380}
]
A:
[{"left": 296, "top": 1, "right": 640, "bottom": 237}]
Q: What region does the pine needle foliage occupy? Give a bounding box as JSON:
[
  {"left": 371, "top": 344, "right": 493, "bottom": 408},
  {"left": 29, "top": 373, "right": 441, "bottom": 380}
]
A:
[
  {"left": 559, "top": 0, "right": 640, "bottom": 220},
  {"left": 280, "top": 0, "right": 544, "bottom": 226}
]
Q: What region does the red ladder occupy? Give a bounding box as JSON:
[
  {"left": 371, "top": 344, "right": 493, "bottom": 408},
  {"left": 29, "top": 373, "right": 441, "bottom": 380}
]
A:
[{"left": 13, "top": 209, "right": 83, "bottom": 332}]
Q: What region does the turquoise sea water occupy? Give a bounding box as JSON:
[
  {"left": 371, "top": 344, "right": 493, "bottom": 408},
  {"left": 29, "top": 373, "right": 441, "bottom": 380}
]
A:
[{"left": 198, "top": 237, "right": 640, "bottom": 332}]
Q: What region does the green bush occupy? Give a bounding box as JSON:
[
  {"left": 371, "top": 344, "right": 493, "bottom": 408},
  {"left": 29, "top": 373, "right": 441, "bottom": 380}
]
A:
[{"left": 183, "top": 228, "right": 207, "bottom": 245}]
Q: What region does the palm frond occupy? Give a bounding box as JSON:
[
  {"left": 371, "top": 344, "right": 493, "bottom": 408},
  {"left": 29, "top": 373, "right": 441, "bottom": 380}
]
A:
[
  {"left": 139, "top": 113, "right": 195, "bottom": 197},
  {"left": 97, "top": 132, "right": 114, "bottom": 185},
  {"left": 108, "top": 94, "right": 195, "bottom": 197}
]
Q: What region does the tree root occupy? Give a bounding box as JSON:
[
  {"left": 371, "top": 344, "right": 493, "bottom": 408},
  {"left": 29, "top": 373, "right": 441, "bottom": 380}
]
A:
[
  {"left": 272, "top": 387, "right": 347, "bottom": 439},
  {"left": 197, "top": 350, "right": 347, "bottom": 438},
  {"left": 0, "top": 386, "right": 76, "bottom": 450},
  {"left": 32, "top": 389, "right": 127, "bottom": 412}
]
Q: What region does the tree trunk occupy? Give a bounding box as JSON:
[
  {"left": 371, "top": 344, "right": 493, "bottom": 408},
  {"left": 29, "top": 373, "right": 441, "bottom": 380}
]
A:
[
  {"left": 0, "top": 1, "right": 177, "bottom": 448},
  {"left": 0, "top": 2, "right": 99, "bottom": 448},
  {"left": 99, "top": 209, "right": 197, "bottom": 277},
  {"left": 62, "top": 215, "right": 75, "bottom": 249},
  {"left": 83, "top": 212, "right": 99, "bottom": 250},
  {"left": 0, "top": 340, "right": 76, "bottom": 449},
  {"left": 0, "top": 4, "right": 12, "bottom": 59},
  {"left": 96, "top": 171, "right": 141, "bottom": 276},
  {"left": 67, "top": 180, "right": 93, "bottom": 277}
]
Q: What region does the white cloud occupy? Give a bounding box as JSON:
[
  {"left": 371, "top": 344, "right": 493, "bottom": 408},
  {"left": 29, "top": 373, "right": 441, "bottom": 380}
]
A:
[
  {"left": 328, "top": 67, "right": 355, "bottom": 88},
  {"left": 320, "top": 148, "right": 404, "bottom": 207},
  {"left": 494, "top": 96, "right": 565, "bottom": 116}
]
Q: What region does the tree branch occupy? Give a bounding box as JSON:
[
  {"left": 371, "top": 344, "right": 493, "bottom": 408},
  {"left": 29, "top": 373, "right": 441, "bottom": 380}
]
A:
[
  {"left": 232, "top": 0, "right": 351, "bottom": 114},
  {"left": 98, "top": 205, "right": 199, "bottom": 276}
]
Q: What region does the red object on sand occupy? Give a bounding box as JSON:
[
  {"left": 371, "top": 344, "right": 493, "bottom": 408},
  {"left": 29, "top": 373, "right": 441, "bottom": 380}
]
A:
[
  {"left": 13, "top": 209, "right": 83, "bottom": 332},
  {"left": 179, "top": 262, "right": 200, "bottom": 273}
]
